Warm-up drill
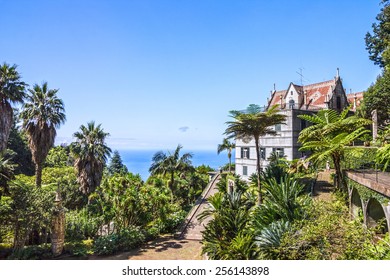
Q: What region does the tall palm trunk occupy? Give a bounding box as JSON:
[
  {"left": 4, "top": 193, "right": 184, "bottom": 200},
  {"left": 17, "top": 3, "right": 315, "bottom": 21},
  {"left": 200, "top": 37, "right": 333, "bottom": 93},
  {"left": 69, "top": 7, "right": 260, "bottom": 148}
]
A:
[
  {"left": 254, "top": 136, "right": 262, "bottom": 204},
  {"left": 228, "top": 151, "right": 232, "bottom": 173},
  {"left": 35, "top": 162, "right": 43, "bottom": 187},
  {"left": 0, "top": 102, "right": 13, "bottom": 152}
]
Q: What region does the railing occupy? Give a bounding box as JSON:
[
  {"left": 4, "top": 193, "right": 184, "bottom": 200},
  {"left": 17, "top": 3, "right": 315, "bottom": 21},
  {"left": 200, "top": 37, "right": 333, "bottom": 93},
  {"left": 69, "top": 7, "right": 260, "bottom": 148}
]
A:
[{"left": 347, "top": 163, "right": 387, "bottom": 184}]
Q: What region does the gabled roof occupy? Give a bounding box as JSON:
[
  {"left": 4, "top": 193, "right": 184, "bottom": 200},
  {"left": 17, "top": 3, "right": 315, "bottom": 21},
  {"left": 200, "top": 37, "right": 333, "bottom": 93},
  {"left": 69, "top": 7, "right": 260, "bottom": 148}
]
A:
[{"left": 267, "top": 78, "right": 339, "bottom": 110}]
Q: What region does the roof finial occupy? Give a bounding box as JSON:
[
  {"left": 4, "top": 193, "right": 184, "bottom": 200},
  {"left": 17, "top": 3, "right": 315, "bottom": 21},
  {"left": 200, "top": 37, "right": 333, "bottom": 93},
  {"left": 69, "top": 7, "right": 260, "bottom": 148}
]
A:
[
  {"left": 336, "top": 67, "right": 340, "bottom": 78},
  {"left": 273, "top": 83, "right": 276, "bottom": 91}
]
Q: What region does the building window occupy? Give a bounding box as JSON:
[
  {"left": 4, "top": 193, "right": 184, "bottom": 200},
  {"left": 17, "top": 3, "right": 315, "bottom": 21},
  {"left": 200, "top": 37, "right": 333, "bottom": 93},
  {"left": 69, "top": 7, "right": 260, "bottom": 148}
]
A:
[
  {"left": 289, "top": 99, "right": 295, "bottom": 109},
  {"left": 241, "top": 147, "right": 250, "bottom": 159},
  {"left": 243, "top": 166, "right": 248, "bottom": 176},
  {"left": 272, "top": 147, "right": 284, "bottom": 158},
  {"left": 275, "top": 124, "right": 282, "bottom": 132},
  {"left": 260, "top": 147, "right": 266, "bottom": 160}
]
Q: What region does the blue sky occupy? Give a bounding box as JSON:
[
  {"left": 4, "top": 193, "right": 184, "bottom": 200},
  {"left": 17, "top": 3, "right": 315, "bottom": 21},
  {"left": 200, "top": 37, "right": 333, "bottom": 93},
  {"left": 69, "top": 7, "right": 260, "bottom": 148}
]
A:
[{"left": 0, "top": 0, "right": 382, "bottom": 150}]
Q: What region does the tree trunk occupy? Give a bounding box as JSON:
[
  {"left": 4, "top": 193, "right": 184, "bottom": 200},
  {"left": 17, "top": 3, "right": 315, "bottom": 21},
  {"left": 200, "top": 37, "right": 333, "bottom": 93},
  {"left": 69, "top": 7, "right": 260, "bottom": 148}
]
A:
[
  {"left": 228, "top": 151, "right": 232, "bottom": 173},
  {"left": 0, "top": 102, "right": 13, "bottom": 153},
  {"left": 35, "top": 162, "right": 43, "bottom": 187},
  {"left": 332, "top": 155, "right": 343, "bottom": 191},
  {"left": 254, "top": 137, "right": 262, "bottom": 205},
  {"left": 13, "top": 222, "right": 28, "bottom": 250}
]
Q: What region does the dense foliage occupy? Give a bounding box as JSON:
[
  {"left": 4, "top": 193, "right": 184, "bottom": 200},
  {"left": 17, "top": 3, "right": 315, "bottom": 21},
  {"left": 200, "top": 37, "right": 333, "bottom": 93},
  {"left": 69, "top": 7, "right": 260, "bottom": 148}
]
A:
[
  {"left": 365, "top": 0, "right": 390, "bottom": 68},
  {"left": 359, "top": 70, "right": 390, "bottom": 127}
]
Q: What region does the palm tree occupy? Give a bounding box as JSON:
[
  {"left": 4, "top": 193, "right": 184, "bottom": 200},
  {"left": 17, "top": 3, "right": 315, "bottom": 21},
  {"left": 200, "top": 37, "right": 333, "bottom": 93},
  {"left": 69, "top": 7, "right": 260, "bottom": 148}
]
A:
[
  {"left": 149, "top": 144, "right": 193, "bottom": 201},
  {"left": 298, "top": 107, "right": 371, "bottom": 190},
  {"left": 71, "top": 121, "right": 111, "bottom": 195},
  {"left": 0, "top": 150, "right": 16, "bottom": 196},
  {"left": 0, "top": 63, "right": 26, "bottom": 152},
  {"left": 217, "top": 138, "right": 235, "bottom": 173},
  {"left": 224, "top": 104, "right": 286, "bottom": 204},
  {"left": 20, "top": 82, "right": 65, "bottom": 187}
]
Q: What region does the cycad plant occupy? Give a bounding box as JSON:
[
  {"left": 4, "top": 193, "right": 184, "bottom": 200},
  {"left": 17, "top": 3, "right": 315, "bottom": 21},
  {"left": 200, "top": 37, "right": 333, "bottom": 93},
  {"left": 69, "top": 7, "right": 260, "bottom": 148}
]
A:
[
  {"left": 251, "top": 174, "right": 311, "bottom": 259},
  {"left": 20, "top": 82, "right": 65, "bottom": 187},
  {"left": 198, "top": 190, "right": 257, "bottom": 259}
]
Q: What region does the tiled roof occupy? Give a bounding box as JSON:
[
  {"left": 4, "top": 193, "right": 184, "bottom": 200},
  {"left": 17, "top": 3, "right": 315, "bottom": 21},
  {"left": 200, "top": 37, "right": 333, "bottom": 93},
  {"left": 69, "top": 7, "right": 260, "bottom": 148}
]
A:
[
  {"left": 268, "top": 79, "right": 337, "bottom": 110},
  {"left": 268, "top": 89, "right": 287, "bottom": 107},
  {"left": 304, "top": 80, "right": 334, "bottom": 108}
]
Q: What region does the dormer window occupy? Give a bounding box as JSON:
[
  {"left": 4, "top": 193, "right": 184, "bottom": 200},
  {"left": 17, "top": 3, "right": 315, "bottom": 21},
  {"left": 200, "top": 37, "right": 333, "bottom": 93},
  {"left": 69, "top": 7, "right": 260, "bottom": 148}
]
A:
[{"left": 289, "top": 99, "right": 295, "bottom": 109}]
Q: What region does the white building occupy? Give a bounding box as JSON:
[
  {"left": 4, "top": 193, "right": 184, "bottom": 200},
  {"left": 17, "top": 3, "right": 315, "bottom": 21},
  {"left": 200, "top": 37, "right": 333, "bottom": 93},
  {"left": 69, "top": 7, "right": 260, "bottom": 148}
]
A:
[{"left": 235, "top": 72, "right": 362, "bottom": 180}]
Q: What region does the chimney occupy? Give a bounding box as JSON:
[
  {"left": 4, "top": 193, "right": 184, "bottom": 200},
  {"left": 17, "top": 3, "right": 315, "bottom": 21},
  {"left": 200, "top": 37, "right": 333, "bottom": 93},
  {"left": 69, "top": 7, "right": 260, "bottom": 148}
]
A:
[{"left": 325, "top": 94, "right": 330, "bottom": 109}]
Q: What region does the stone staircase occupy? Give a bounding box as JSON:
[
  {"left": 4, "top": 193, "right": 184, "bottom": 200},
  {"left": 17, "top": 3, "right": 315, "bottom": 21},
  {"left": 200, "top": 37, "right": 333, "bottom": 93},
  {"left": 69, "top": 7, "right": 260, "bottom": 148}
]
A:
[{"left": 175, "top": 173, "right": 221, "bottom": 240}]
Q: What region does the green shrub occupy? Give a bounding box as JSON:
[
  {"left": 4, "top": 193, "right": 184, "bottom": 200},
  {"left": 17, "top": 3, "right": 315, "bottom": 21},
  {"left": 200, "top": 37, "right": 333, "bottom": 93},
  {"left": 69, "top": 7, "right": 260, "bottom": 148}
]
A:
[
  {"left": 64, "top": 239, "right": 94, "bottom": 257},
  {"left": 0, "top": 243, "right": 13, "bottom": 259},
  {"left": 277, "top": 197, "right": 390, "bottom": 260},
  {"left": 161, "top": 210, "right": 186, "bottom": 233},
  {"left": 117, "top": 227, "right": 145, "bottom": 250},
  {"left": 143, "top": 226, "right": 160, "bottom": 241},
  {"left": 7, "top": 244, "right": 52, "bottom": 260},
  {"left": 93, "top": 234, "right": 119, "bottom": 255},
  {"left": 93, "top": 226, "right": 145, "bottom": 255},
  {"left": 65, "top": 209, "right": 103, "bottom": 241}
]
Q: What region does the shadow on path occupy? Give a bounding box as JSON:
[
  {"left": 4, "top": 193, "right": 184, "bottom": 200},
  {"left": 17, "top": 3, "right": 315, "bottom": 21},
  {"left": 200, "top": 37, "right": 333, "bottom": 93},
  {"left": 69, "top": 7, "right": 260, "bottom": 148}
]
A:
[
  {"left": 312, "top": 171, "right": 334, "bottom": 201},
  {"left": 89, "top": 236, "right": 203, "bottom": 260}
]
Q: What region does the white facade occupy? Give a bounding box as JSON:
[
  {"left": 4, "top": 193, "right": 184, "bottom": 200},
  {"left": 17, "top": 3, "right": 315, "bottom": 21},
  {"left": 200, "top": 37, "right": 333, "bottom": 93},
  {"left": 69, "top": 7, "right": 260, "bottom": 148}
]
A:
[{"left": 235, "top": 75, "right": 351, "bottom": 180}]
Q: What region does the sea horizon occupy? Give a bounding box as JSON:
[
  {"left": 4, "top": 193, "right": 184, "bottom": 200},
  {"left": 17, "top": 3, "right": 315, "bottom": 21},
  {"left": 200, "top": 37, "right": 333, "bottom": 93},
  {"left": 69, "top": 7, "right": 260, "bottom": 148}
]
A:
[{"left": 117, "top": 149, "right": 235, "bottom": 181}]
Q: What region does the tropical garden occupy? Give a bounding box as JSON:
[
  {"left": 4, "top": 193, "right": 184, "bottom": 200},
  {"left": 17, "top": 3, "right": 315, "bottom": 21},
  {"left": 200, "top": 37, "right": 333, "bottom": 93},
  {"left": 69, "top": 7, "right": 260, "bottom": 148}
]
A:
[
  {"left": 1, "top": 0, "right": 390, "bottom": 261},
  {"left": 0, "top": 64, "right": 212, "bottom": 259}
]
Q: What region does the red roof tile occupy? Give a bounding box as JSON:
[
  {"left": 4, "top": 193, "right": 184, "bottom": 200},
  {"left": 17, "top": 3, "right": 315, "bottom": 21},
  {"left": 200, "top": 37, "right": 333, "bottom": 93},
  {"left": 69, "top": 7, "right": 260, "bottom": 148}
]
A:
[{"left": 267, "top": 79, "right": 336, "bottom": 110}]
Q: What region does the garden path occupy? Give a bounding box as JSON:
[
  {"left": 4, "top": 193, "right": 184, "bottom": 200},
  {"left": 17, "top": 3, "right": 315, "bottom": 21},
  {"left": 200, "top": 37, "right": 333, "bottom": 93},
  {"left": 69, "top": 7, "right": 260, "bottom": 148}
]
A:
[
  {"left": 312, "top": 170, "right": 334, "bottom": 201},
  {"left": 91, "top": 173, "right": 222, "bottom": 260}
]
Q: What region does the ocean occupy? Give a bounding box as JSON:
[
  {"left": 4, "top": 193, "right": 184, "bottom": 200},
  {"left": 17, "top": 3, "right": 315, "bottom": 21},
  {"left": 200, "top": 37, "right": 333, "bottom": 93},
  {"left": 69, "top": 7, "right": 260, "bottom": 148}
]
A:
[{"left": 118, "top": 149, "right": 234, "bottom": 181}]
